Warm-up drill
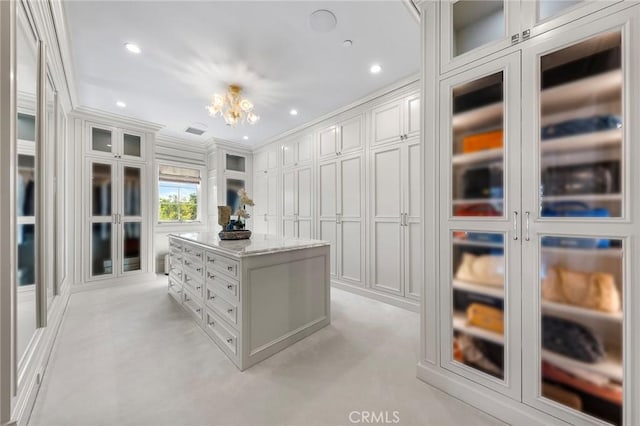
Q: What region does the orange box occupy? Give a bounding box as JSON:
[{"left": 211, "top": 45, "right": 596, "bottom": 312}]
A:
[{"left": 462, "top": 129, "right": 503, "bottom": 153}]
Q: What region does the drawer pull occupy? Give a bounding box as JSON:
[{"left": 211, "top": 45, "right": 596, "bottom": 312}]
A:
[
  {"left": 208, "top": 257, "right": 215, "bottom": 263},
  {"left": 196, "top": 285, "right": 201, "bottom": 291},
  {"left": 226, "top": 338, "right": 233, "bottom": 344},
  {"left": 227, "top": 266, "right": 234, "bottom": 272},
  {"left": 227, "top": 284, "right": 233, "bottom": 290},
  {"left": 207, "top": 272, "right": 215, "bottom": 279},
  {"left": 208, "top": 320, "right": 215, "bottom": 326},
  {"left": 227, "top": 308, "right": 234, "bottom": 314},
  {"left": 196, "top": 253, "right": 202, "bottom": 258},
  {"left": 196, "top": 308, "right": 201, "bottom": 313},
  {"left": 196, "top": 267, "right": 202, "bottom": 273}
]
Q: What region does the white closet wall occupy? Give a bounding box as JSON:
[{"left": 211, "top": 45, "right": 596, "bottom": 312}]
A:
[{"left": 252, "top": 80, "right": 421, "bottom": 310}]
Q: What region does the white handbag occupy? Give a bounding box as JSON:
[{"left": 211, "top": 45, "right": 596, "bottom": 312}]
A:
[{"left": 455, "top": 253, "right": 504, "bottom": 287}]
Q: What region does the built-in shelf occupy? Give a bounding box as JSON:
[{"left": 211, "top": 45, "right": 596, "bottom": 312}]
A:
[
  {"left": 541, "top": 70, "right": 622, "bottom": 115},
  {"left": 452, "top": 148, "right": 503, "bottom": 166},
  {"left": 452, "top": 102, "right": 503, "bottom": 132},
  {"left": 452, "top": 311, "right": 504, "bottom": 345},
  {"left": 542, "top": 300, "right": 623, "bottom": 323},
  {"left": 452, "top": 198, "right": 503, "bottom": 206},
  {"left": 542, "top": 349, "right": 622, "bottom": 382},
  {"left": 540, "top": 128, "right": 621, "bottom": 154},
  {"left": 542, "top": 193, "right": 622, "bottom": 202},
  {"left": 452, "top": 237, "right": 504, "bottom": 249},
  {"left": 452, "top": 279, "right": 504, "bottom": 298},
  {"left": 541, "top": 246, "right": 623, "bottom": 258}
]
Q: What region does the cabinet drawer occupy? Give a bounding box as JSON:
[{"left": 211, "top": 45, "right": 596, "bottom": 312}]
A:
[
  {"left": 169, "top": 253, "right": 183, "bottom": 267},
  {"left": 205, "top": 251, "right": 239, "bottom": 279},
  {"left": 183, "top": 271, "right": 204, "bottom": 298},
  {"left": 183, "top": 257, "right": 204, "bottom": 277},
  {"left": 168, "top": 277, "right": 183, "bottom": 303},
  {"left": 183, "top": 244, "right": 204, "bottom": 263},
  {"left": 204, "top": 309, "right": 238, "bottom": 356},
  {"left": 169, "top": 239, "right": 183, "bottom": 252},
  {"left": 205, "top": 284, "right": 239, "bottom": 328},
  {"left": 168, "top": 267, "right": 182, "bottom": 283},
  {"left": 183, "top": 287, "right": 203, "bottom": 324},
  {"left": 205, "top": 270, "right": 239, "bottom": 301}
]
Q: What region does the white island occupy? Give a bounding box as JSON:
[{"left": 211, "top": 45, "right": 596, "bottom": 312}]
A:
[{"left": 167, "top": 233, "right": 331, "bottom": 370}]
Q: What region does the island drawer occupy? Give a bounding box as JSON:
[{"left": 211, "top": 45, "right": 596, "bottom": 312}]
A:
[
  {"left": 183, "top": 257, "right": 203, "bottom": 277},
  {"left": 168, "top": 266, "right": 182, "bottom": 283},
  {"left": 182, "top": 243, "right": 204, "bottom": 263},
  {"left": 169, "top": 239, "right": 183, "bottom": 253},
  {"left": 183, "top": 287, "right": 203, "bottom": 324},
  {"left": 205, "top": 251, "right": 239, "bottom": 280},
  {"left": 183, "top": 271, "right": 204, "bottom": 298},
  {"left": 204, "top": 308, "right": 238, "bottom": 356},
  {"left": 205, "top": 283, "right": 239, "bottom": 328},
  {"left": 205, "top": 270, "right": 239, "bottom": 301},
  {"left": 168, "top": 277, "right": 183, "bottom": 303}
]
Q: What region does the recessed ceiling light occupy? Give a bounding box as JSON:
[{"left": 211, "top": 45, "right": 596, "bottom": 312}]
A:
[
  {"left": 116, "top": 101, "right": 126, "bottom": 108},
  {"left": 370, "top": 64, "right": 382, "bottom": 74},
  {"left": 243, "top": 136, "right": 249, "bottom": 140},
  {"left": 309, "top": 9, "right": 337, "bottom": 33},
  {"left": 290, "top": 109, "right": 298, "bottom": 116},
  {"left": 125, "top": 43, "right": 141, "bottom": 54},
  {"left": 342, "top": 40, "right": 353, "bottom": 48}
]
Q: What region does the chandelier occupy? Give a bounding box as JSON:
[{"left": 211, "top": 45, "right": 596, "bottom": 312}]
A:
[{"left": 206, "top": 85, "right": 259, "bottom": 126}]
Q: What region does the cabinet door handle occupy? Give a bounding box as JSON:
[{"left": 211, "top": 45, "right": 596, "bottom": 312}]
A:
[
  {"left": 513, "top": 211, "right": 518, "bottom": 241},
  {"left": 525, "top": 211, "right": 531, "bottom": 242}
]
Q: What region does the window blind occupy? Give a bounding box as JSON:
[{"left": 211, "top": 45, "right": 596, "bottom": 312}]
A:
[{"left": 158, "top": 165, "right": 201, "bottom": 184}]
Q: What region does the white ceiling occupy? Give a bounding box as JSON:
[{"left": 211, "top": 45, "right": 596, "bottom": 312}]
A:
[{"left": 64, "top": 1, "right": 420, "bottom": 146}]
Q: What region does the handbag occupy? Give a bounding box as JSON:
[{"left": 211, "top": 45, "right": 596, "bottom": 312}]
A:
[
  {"left": 542, "top": 316, "right": 605, "bottom": 363},
  {"left": 454, "top": 203, "right": 502, "bottom": 217},
  {"left": 542, "top": 267, "right": 621, "bottom": 313},
  {"left": 467, "top": 303, "right": 504, "bottom": 334},
  {"left": 542, "top": 382, "right": 583, "bottom": 411},
  {"left": 542, "top": 161, "right": 619, "bottom": 196},
  {"left": 462, "top": 165, "right": 503, "bottom": 199},
  {"left": 462, "top": 130, "right": 503, "bottom": 153},
  {"left": 455, "top": 253, "right": 504, "bottom": 287},
  {"left": 541, "top": 115, "right": 622, "bottom": 140}
]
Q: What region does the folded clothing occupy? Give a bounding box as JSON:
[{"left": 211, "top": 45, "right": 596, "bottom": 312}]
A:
[
  {"left": 541, "top": 115, "right": 621, "bottom": 140},
  {"left": 542, "top": 316, "right": 605, "bottom": 363}
]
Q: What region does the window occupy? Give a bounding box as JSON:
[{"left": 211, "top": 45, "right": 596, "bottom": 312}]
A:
[{"left": 158, "top": 164, "right": 201, "bottom": 222}]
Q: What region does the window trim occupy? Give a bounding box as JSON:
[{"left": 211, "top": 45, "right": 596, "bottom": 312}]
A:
[{"left": 155, "top": 160, "right": 206, "bottom": 226}]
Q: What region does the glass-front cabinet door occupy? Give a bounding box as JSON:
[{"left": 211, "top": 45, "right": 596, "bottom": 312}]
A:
[
  {"left": 88, "top": 159, "right": 116, "bottom": 279},
  {"left": 440, "top": 0, "right": 521, "bottom": 74},
  {"left": 521, "top": 0, "right": 622, "bottom": 39},
  {"left": 120, "top": 164, "right": 143, "bottom": 274},
  {"left": 521, "top": 8, "right": 636, "bottom": 425},
  {"left": 121, "top": 131, "right": 144, "bottom": 161},
  {"left": 439, "top": 52, "right": 522, "bottom": 398},
  {"left": 88, "top": 123, "right": 115, "bottom": 158}
]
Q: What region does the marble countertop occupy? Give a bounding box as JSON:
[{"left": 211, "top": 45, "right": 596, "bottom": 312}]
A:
[{"left": 169, "top": 232, "right": 330, "bottom": 258}]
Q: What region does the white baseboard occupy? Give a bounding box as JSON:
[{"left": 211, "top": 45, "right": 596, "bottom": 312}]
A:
[
  {"left": 331, "top": 280, "right": 420, "bottom": 312},
  {"left": 416, "top": 362, "right": 568, "bottom": 426}
]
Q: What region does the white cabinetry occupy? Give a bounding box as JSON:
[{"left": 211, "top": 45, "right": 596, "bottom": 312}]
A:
[
  {"left": 282, "top": 133, "right": 313, "bottom": 168},
  {"left": 421, "top": 2, "right": 639, "bottom": 425},
  {"left": 319, "top": 153, "right": 364, "bottom": 286},
  {"left": 370, "top": 138, "right": 421, "bottom": 300},
  {"left": 318, "top": 114, "right": 363, "bottom": 160},
  {"left": 86, "top": 122, "right": 146, "bottom": 162},
  {"left": 282, "top": 166, "right": 313, "bottom": 239},
  {"left": 371, "top": 93, "right": 420, "bottom": 146},
  {"left": 253, "top": 145, "right": 278, "bottom": 235}
]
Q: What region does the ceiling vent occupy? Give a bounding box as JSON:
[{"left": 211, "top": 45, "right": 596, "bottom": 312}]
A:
[{"left": 185, "top": 126, "right": 206, "bottom": 136}]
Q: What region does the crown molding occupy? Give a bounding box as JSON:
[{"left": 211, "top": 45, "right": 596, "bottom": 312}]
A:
[
  {"left": 71, "top": 106, "right": 164, "bottom": 132},
  {"left": 403, "top": 0, "right": 421, "bottom": 22},
  {"left": 252, "top": 73, "right": 420, "bottom": 151},
  {"left": 155, "top": 134, "right": 209, "bottom": 152},
  {"left": 208, "top": 137, "right": 253, "bottom": 154}
]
